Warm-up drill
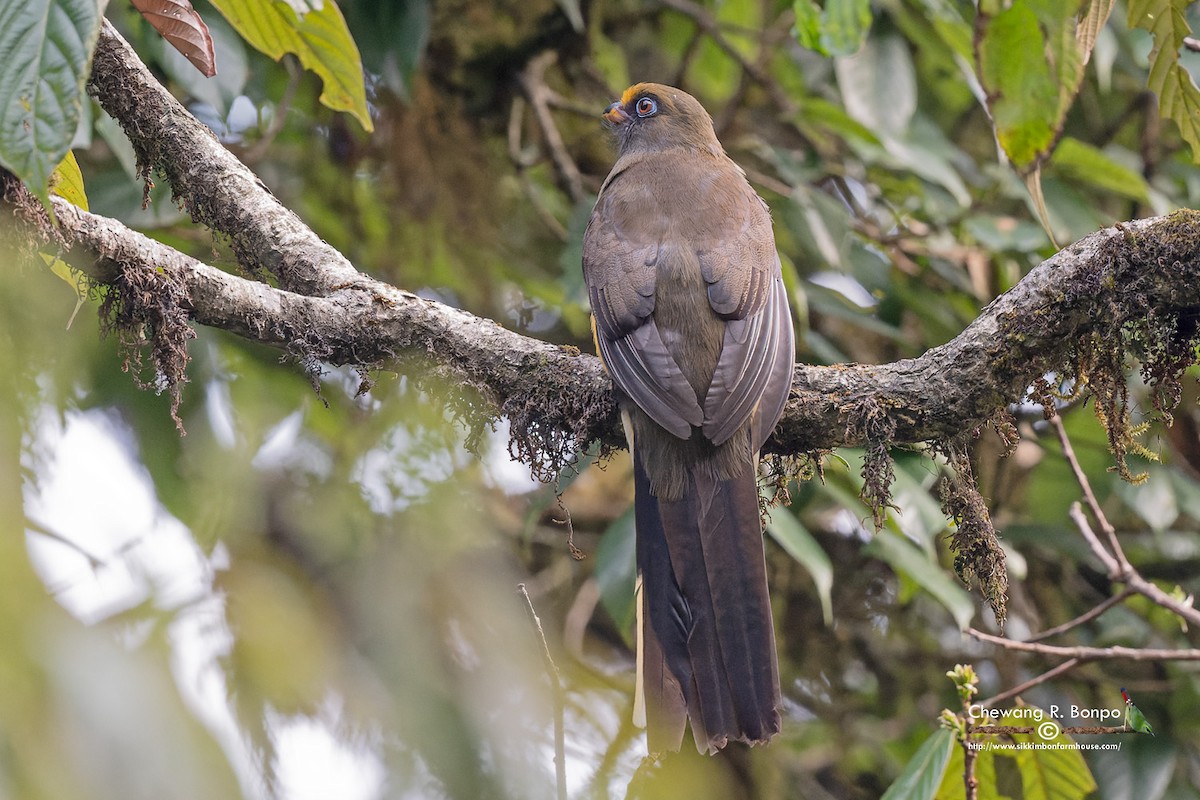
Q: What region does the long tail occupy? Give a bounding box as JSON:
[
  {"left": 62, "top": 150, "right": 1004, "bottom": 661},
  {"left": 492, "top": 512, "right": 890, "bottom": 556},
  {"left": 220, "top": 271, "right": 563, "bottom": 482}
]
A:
[{"left": 633, "top": 456, "right": 781, "bottom": 754}]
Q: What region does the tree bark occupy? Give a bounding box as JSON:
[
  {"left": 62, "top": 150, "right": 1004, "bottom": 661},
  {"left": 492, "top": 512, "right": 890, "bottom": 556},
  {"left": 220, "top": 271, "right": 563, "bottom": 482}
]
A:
[{"left": 18, "top": 23, "right": 1200, "bottom": 469}]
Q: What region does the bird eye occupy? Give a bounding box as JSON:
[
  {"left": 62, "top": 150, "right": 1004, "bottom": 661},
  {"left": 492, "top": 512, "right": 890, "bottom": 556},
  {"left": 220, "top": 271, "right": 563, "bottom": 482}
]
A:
[{"left": 635, "top": 97, "right": 658, "bottom": 117}]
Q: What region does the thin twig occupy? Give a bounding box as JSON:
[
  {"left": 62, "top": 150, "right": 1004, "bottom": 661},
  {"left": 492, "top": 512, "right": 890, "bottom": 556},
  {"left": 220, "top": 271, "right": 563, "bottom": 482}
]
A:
[
  {"left": 1026, "top": 589, "right": 1133, "bottom": 642},
  {"left": 1123, "top": 572, "right": 1200, "bottom": 629},
  {"left": 654, "top": 0, "right": 797, "bottom": 115},
  {"left": 518, "top": 51, "right": 586, "bottom": 203},
  {"left": 1067, "top": 502, "right": 1120, "bottom": 576},
  {"left": 1050, "top": 413, "right": 1132, "bottom": 575},
  {"left": 506, "top": 94, "right": 569, "bottom": 241},
  {"left": 978, "top": 658, "right": 1082, "bottom": 709},
  {"left": 967, "top": 628, "right": 1200, "bottom": 660},
  {"left": 1054, "top": 415, "right": 1200, "bottom": 629},
  {"left": 974, "top": 725, "right": 1139, "bottom": 735},
  {"left": 959, "top": 684, "right": 979, "bottom": 800},
  {"left": 518, "top": 584, "right": 567, "bottom": 800}
]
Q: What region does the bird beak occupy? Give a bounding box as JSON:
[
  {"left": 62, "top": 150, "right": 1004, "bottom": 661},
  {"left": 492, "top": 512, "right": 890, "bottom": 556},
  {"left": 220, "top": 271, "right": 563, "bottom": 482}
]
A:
[{"left": 603, "top": 101, "right": 630, "bottom": 126}]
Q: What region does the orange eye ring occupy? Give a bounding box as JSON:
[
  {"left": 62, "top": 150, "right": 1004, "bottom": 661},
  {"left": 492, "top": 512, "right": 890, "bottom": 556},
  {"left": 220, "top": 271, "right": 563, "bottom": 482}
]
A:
[{"left": 635, "top": 97, "right": 658, "bottom": 117}]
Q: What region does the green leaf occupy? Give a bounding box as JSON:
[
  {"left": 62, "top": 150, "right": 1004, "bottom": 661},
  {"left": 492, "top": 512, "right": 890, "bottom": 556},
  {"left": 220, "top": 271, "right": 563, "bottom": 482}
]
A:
[
  {"left": 208, "top": 0, "right": 373, "bottom": 132},
  {"left": 937, "top": 708, "right": 1097, "bottom": 799},
  {"left": 866, "top": 532, "right": 975, "bottom": 630},
  {"left": 0, "top": 0, "right": 101, "bottom": 202},
  {"left": 792, "top": 0, "right": 825, "bottom": 54},
  {"left": 43, "top": 152, "right": 89, "bottom": 326},
  {"left": 882, "top": 728, "right": 955, "bottom": 800},
  {"left": 792, "top": 0, "right": 872, "bottom": 56},
  {"left": 835, "top": 33, "right": 917, "bottom": 137},
  {"left": 1051, "top": 137, "right": 1151, "bottom": 202},
  {"left": 976, "top": 0, "right": 1086, "bottom": 172},
  {"left": 766, "top": 508, "right": 833, "bottom": 625},
  {"left": 823, "top": 0, "right": 873, "bottom": 56},
  {"left": 594, "top": 507, "right": 636, "bottom": 639},
  {"left": 50, "top": 150, "right": 88, "bottom": 210},
  {"left": 1129, "top": 0, "right": 1200, "bottom": 163}
]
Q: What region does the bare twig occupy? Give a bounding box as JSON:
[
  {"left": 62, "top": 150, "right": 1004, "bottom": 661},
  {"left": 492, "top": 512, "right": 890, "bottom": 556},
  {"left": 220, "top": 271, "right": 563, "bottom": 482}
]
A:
[
  {"left": 654, "top": 0, "right": 797, "bottom": 116},
  {"left": 1026, "top": 589, "right": 1133, "bottom": 643},
  {"left": 1050, "top": 413, "right": 1132, "bottom": 575},
  {"left": 1067, "top": 502, "right": 1121, "bottom": 576},
  {"left": 507, "top": 94, "right": 570, "bottom": 241},
  {"left": 1054, "top": 415, "right": 1200, "bottom": 630},
  {"left": 967, "top": 628, "right": 1200, "bottom": 661},
  {"left": 978, "top": 658, "right": 1083, "bottom": 709},
  {"left": 518, "top": 583, "right": 567, "bottom": 800},
  {"left": 1122, "top": 572, "right": 1200, "bottom": 630},
  {"left": 518, "top": 51, "right": 586, "bottom": 203},
  {"left": 974, "top": 725, "right": 1139, "bottom": 735}
]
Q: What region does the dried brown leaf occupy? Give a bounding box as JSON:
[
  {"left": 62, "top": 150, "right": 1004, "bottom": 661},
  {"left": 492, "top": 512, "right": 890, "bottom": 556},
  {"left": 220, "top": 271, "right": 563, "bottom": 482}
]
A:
[{"left": 131, "top": 0, "right": 217, "bottom": 77}]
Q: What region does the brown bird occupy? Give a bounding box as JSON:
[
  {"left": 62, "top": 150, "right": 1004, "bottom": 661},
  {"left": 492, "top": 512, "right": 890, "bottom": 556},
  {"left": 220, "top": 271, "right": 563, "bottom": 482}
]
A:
[{"left": 583, "top": 83, "right": 796, "bottom": 753}]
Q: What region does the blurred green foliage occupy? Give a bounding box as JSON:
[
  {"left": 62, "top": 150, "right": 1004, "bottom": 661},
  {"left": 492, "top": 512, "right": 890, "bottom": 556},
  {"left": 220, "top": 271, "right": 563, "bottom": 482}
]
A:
[{"left": 5, "top": 0, "right": 1200, "bottom": 798}]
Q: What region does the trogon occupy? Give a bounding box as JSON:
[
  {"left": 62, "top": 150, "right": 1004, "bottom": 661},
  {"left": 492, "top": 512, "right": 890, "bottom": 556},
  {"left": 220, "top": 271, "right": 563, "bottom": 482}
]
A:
[{"left": 582, "top": 83, "right": 796, "bottom": 753}]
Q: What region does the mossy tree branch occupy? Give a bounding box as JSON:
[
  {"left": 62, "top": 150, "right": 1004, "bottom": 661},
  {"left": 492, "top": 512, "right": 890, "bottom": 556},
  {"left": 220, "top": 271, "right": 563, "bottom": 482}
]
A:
[{"left": 13, "top": 23, "right": 1200, "bottom": 486}]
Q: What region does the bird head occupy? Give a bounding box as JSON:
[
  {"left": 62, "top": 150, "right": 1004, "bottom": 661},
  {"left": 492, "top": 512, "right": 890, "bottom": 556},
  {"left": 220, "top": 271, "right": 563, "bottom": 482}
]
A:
[{"left": 602, "top": 83, "right": 722, "bottom": 156}]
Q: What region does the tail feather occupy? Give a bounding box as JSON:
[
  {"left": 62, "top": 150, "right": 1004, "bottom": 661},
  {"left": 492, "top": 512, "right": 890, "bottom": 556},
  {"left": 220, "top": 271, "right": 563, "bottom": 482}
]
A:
[{"left": 634, "top": 456, "right": 781, "bottom": 753}]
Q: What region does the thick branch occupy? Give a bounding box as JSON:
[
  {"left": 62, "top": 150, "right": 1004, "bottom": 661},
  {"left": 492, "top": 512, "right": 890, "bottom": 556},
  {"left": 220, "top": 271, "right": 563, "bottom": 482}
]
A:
[
  {"left": 86, "top": 22, "right": 361, "bottom": 297},
  {"left": 48, "top": 198, "right": 619, "bottom": 461},
  {"left": 48, "top": 196, "right": 1200, "bottom": 459},
  {"left": 37, "top": 19, "right": 1200, "bottom": 464}
]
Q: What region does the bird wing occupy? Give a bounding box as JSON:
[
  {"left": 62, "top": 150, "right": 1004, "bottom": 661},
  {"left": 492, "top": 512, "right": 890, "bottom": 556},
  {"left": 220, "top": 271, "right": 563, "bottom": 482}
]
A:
[
  {"left": 584, "top": 162, "right": 704, "bottom": 439},
  {"left": 584, "top": 154, "right": 793, "bottom": 445},
  {"left": 695, "top": 189, "right": 794, "bottom": 447}
]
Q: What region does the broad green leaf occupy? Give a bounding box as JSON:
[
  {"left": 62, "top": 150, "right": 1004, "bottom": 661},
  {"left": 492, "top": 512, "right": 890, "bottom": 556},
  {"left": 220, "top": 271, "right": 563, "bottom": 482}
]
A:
[
  {"left": 766, "top": 509, "right": 833, "bottom": 625},
  {"left": 46, "top": 151, "right": 89, "bottom": 326},
  {"left": 1052, "top": 137, "right": 1151, "bottom": 202},
  {"left": 208, "top": 0, "right": 373, "bottom": 132},
  {"left": 909, "top": 0, "right": 972, "bottom": 59},
  {"left": 836, "top": 33, "right": 917, "bottom": 137},
  {"left": 866, "top": 532, "right": 975, "bottom": 630},
  {"left": 1129, "top": 0, "right": 1200, "bottom": 163},
  {"left": 936, "top": 709, "right": 1097, "bottom": 799},
  {"left": 792, "top": 0, "right": 872, "bottom": 56},
  {"left": 823, "top": 0, "right": 873, "bottom": 56},
  {"left": 594, "top": 506, "right": 636, "bottom": 639},
  {"left": 793, "top": 0, "right": 825, "bottom": 54},
  {"left": 882, "top": 728, "right": 955, "bottom": 800},
  {"left": 977, "top": 4, "right": 1057, "bottom": 168},
  {"left": 42, "top": 251, "right": 87, "bottom": 328},
  {"left": 0, "top": 0, "right": 101, "bottom": 201},
  {"left": 50, "top": 150, "right": 88, "bottom": 210},
  {"left": 976, "top": 0, "right": 1087, "bottom": 172}
]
